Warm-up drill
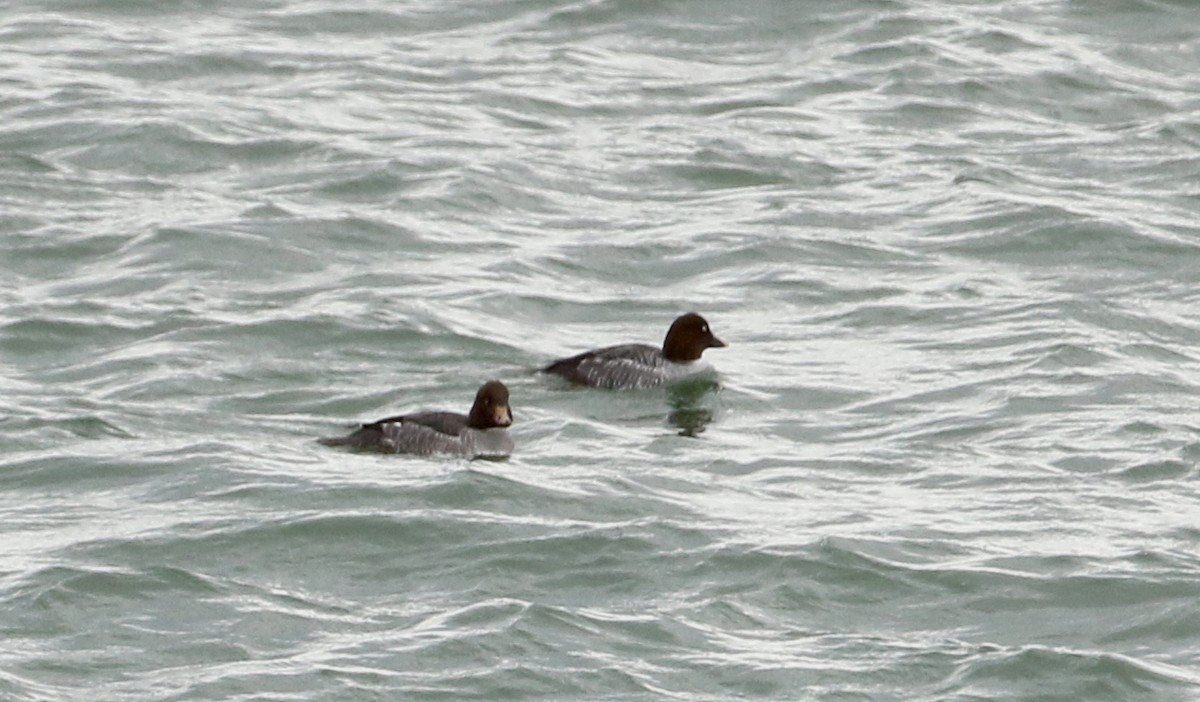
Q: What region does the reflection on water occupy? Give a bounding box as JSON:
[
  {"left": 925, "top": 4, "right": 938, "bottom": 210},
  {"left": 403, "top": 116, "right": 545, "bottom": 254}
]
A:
[{"left": 667, "top": 377, "right": 720, "bottom": 437}]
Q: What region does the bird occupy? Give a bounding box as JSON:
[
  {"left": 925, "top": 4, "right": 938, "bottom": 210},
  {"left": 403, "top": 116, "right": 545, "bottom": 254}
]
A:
[
  {"left": 542, "top": 312, "right": 726, "bottom": 390},
  {"left": 318, "top": 380, "right": 514, "bottom": 457}
]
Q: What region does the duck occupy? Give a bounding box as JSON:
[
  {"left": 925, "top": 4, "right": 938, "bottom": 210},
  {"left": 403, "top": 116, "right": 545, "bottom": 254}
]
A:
[
  {"left": 319, "top": 380, "right": 513, "bottom": 457},
  {"left": 542, "top": 312, "right": 726, "bottom": 390}
]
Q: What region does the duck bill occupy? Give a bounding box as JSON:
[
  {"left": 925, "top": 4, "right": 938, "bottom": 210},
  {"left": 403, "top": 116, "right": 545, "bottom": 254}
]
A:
[
  {"left": 708, "top": 336, "right": 727, "bottom": 348},
  {"left": 494, "top": 405, "right": 513, "bottom": 427}
]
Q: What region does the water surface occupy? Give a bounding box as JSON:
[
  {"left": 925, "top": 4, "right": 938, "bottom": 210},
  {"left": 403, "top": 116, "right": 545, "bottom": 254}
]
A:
[{"left": 3, "top": 0, "right": 1200, "bottom": 699}]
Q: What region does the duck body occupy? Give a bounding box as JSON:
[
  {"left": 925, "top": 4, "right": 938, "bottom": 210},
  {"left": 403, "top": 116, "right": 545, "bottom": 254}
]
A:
[{"left": 543, "top": 343, "right": 714, "bottom": 390}]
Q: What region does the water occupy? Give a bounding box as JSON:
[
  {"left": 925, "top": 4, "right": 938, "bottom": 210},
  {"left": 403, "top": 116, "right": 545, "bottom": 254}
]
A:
[{"left": 3, "top": 0, "right": 1200, "bottom": 699}]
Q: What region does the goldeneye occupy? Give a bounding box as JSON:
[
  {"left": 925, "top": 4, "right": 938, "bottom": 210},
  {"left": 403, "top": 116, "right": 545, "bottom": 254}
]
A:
[
  {"left": 542, "top": 312, "right": 726, "bottom": 390},
  {"left": 318, "top": 380, "right": 514, "bottom": 457}
]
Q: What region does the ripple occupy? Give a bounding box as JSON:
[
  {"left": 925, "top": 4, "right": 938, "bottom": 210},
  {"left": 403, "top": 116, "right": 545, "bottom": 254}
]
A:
[
  {"left": 3, "top": 0, "right": 1200, "bottom": 698},
  {"left": 949, "top": 645, "right": 1200, "bottom": 699}
]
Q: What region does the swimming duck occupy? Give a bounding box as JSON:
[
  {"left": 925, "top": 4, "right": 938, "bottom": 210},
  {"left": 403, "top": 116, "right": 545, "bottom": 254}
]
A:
[
  {"left": 319, "top": 380, "right": 513, "bottom": 457},
  {"left": 542, "top": 313, "right": 726, "bottom": 390}
]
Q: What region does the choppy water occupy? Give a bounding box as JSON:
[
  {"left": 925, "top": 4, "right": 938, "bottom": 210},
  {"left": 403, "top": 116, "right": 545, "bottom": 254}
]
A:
[{"left": 4, "top": 0, "right": 1200, "bottom": 699}]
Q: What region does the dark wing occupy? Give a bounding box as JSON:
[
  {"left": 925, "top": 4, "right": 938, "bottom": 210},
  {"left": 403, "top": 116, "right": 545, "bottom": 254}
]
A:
[
  {"left": 390, "top": 411, "right": 469, "bottom": 437},
  {"left": 317, "top": 423, "right": 389, "bottom": 449},
  {"left": 543, "top": 344, "right": 664, "bottom": 388},
  {"left": 318, "top": 411, "right": 468, "bottom": 450}
]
